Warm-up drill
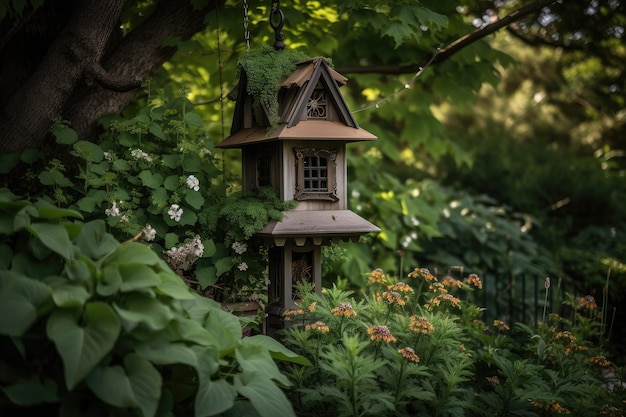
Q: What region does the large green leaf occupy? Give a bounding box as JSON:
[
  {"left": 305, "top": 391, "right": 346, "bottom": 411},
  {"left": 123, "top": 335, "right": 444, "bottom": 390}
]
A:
[
  {"left": 235, "top": 370, "right": 295, "bottom": 417},
  {"left": 86, "top": 354, "right": 161, "bottom": 417},
  {"left": 156, "top": 271, "right": 196, "bottom": 300},
  {"left": 74, "top": 220, "right": 119, "bottom": 260},
  {"left": 46, "top": 302, "right": 121, "bottom": 389},
  {"left": 33, "top": 200, "right": 83, "bottom": 220},
  {"left": 0, "top": 379, "right": 58, "bottom": 406},
  {"left": 176, "top": 317, "right": 220, "bottom": 348},
  {"left": 26, "top": 223, "right": 74, "bottom": 261},
  {"left": 235, "top": 345, "right": 290, "bottom": 386},
  {"left": 51, "top": 283, "right": 91, "bottom": 307},
  {"left": 241, "top": 335, "right": 311, "bottom": 366},
  {"left": 0, "top": 271, "right": 51, "bottom": 336},
  {"left": 105, "top": 242, "right": 160, "bottom": 266},
  {"left": 118, "top": 263, "right": 161, "bottom": 292},
  {"left": 98, "top": 263, "right": 123, "bottom": 296},
  {"left": 135, "top": 341, "right": 199, "bottom": 367},
  {"left": 196, "top": 379, "right": 237, "bottom": 417},
  {"left": 113, "top": 293, "right": 174, "bottom": 332},
  {"left": 185, "top": 190, "right": 205, "bottom": 210}
]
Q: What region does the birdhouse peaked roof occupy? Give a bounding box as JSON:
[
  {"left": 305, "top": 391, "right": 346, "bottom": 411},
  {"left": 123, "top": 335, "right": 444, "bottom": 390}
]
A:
[{"left": 216, "top": 56, "right": 377, "bottom": 149}]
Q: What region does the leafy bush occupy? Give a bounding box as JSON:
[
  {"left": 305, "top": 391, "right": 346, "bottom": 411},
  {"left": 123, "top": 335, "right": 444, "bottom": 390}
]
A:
[
  {"left": 280, "top": 268, "right": 625, "bottom": 416},
  {"left": 0, "top": 89, "right": 296, "bottom": 310},
  {"left": 0, "top": 189, "right": 308, "bottom": 417}
]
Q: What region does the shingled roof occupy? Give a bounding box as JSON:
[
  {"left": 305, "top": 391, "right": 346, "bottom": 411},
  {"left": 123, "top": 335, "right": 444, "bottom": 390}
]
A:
[{"left": 216, "top": 57, "right": 377, "bottom": 149}]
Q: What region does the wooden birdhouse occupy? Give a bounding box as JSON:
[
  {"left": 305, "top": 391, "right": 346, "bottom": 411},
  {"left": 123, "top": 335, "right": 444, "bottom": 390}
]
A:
[{"left": 217, "top": 55, "right": 379, "bottom": 336}]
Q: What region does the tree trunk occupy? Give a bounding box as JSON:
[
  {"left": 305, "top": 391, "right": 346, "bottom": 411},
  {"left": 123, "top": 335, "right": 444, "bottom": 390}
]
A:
[{"left": 0, "top": 0, "right": 221, "bottom": 156}]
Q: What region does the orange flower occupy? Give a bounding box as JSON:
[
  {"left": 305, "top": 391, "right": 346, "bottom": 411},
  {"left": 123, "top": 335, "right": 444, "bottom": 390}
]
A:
[
  {"left": 305, "top": 321, "right": 329, "bottom": 333},
  {"left": 283, "top": 308, "right": 305, "bottom": 320},
  {"left": 493, "top": 319, "right": 510, "bottom": 331},
  {"left": 576, "top": 295, "right": 598, "bottom": 310},
  {"left": 307, "top": 301, "right": 317, "bottom": 312},
  {"left": 368, "top": 268, "right": 388, "bottom": 284},
  {"left": 465, "top": 273, "right": 482, "bottom": 289},
  {"left": 409, "top": 315, "right": 435, "bottom": 335},
  {"left": 367, "top": 325, "right": 397, "bottom": 343},
  {"left": 331, "top": 302, "right": 357, "bottom": 318},
  {"left": 398, "top": 347, "right": 420, "bottom": 363},
  {"left": 441, "top": 275, "right": 462, "bottom": 288},
  {"left": 377, "top": 290, "right": 406, "bottom": 306},
  {"left": 589, "top": 355, "right": 611, "bottom": 368},
  {"left": 408, "top": 267, "right": 437, "bottom": 281},
  {"left": 388, "top": 282, "right": 414, "bottom": 293}
]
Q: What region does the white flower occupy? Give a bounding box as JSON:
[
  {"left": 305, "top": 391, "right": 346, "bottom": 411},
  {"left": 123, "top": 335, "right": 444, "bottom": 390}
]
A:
[
  {"left": 168, "top": 204, "right": 183, "bottom": 222},
  {"left": 163, "top": 235, "right": 204, "bottom": 271},
  {"left": 237, "top": 262, "right": 248, "bottom": 271},
  {"left": 186, "top": 175, "right": 200, "bottom": 191},
  {"left": 103, "top": 151, "right": 113, "bottom": 161},
  {"left": 142, "top": 224, "right": 156, "bottom": 241},
  {"left": 231, "top": 241, "right": 248, "bottom": 255},
  {"left": 120, "top": 214, "right": 129, "bottom": 223},
  {"left": 131, "top": 148, "right": 153, "bottom": 162},
  {"left": 105, "top": 201, "right": 120, "bottom": 217}
]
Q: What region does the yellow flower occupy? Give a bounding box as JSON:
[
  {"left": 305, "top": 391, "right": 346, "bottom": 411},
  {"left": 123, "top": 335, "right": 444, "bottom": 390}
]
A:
[
  {"left": 367, "top": 325, "right": 396, "bottom": 343},
  {"left": 555, "top": 331, "right": 576, "bottom": 342},
  {"left": 398, "top": 347, "right": 420, "bottom": 363},
  {"left": 493, "top": 319, "right": 510, "bottom": 331},
  {"left": 305, "top": 321, "right": 329, "bottom": 333},
  {"left": 465, "top": 273, "right": 482, "bottom": 289},
  {"left": 331, "top": 302, "right": 357, "bottom": 318},
  {"left": 307, "top": 301, "right": 317, "bottom": 312},
  {"left": 409, "top": 315, "right": 434, "bottom": 335}
]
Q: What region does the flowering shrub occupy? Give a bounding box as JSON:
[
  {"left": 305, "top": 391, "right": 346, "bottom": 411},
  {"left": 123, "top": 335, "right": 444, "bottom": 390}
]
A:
[
  {"left": 280, "top": 268, "right": 625, "bottom": 416},
  {"left": 2, "top": 89, "right": 295, "bottom": 315}
]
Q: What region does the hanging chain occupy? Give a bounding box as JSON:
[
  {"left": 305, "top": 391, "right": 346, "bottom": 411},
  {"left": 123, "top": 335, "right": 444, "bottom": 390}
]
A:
[
  {"left": 270, "top": 0, "right": 285, "bottom": 51},
  {"left": 243, "top": 0, "right": 250, "bottom": 53}
]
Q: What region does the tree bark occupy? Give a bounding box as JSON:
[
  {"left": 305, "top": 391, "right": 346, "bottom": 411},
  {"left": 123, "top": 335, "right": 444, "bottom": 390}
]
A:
[
  {"left": 0, "top": 0, "right": 221, "bottom": 155},
  {"left": 0, "top": 0, "right": 127, "bottom": 154}
]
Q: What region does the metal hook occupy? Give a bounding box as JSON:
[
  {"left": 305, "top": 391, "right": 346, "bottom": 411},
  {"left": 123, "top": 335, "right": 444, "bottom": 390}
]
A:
[{"left": 270, "top": 5, "right": 285, "bottom": 50}]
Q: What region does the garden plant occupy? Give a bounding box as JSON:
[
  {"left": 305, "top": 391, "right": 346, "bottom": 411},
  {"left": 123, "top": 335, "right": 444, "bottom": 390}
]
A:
[{"left": 280, "top": 268, "right": 625, "bottom": 416}]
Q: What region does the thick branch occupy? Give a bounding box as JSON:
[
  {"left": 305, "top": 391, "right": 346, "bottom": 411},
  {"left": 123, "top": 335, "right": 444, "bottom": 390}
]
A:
[
  {"left": 336, "top": 0, "right": 558, "bottom": 75},
  {"left": 85, "top": 61, "right": 142, "bottom": 92}
]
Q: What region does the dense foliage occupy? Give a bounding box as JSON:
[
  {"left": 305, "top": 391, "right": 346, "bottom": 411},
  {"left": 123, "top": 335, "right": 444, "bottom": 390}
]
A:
[{"left": 0, "top": 190, "right": 307, "bottom": 417}]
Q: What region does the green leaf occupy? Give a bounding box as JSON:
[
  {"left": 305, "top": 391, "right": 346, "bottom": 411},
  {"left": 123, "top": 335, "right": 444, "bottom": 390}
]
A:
[
  {"left": 0, "top": 271, "right": 52, "bottom": 336},
  {"left": 164, "top": 175, "right": 179, "bottom": 191},
  {"left": 33, "top": 200, "right": 83, "bottom": 220},
  {"left": 195, "top": 266, "right": 218, "bottom": 289},
  {"left": 20, "top": 148, "right": 41, "bottom": 164},
  {"left": 185, "top": 190, "right": 205, "bottom": 210},
  {"left": 86, "top": 354, "right": 161, "bottom": 417},
  {"left": 0, "top": 152, "right": 21, "bottom": 174},
  {"left": 162, "top": 154, "right": 180, "bottom": 168},
  {"left": 46, "top": 302, "right": 121, "bottom": 389},
  {"left": 164, "top": 232, "right": 180, "bottom": 248},
  {"left": 73, "top": 140, "right": 103, "bottom": 163},
  {"left": 1, "top": 379, "right": 58, "bottom": 406},
  {"left": 235, "top": 370, "right": 295, "bottom": 417},
  {"left": 242, "top": 335, "right": 311, "bottom": 366},
  {"left": 139, "top": 170, "right": 164, "bottom": 189},
  {"left": 196, "top": 379, "right": 236, "bottom": 417},
  {"left": 113, "top": 293, "right": 174, "bottom": 331},
  {"left": 105, "top": 242, "right": 160, "bottom": 266},
  {"left": 51, "top": 284, "right": 91, "bottom": 307},
  {"left": 236, "top": 345, "right": 290, "bottom": 386},
  {"left": 74, "top": 220, "right": 119, "bottom": 260},
  {"left": 184, "top": 111, "right": 204, "bottom": 127},
  {"left": 52, "top": 125, "right": 79, "bottom": 145},
  {"left": 118, "top": 263, "right": 161, "bottom": 292},
  {"left": 26, "top": 223, "right": 74, "bottom": 261},
  {"left": 135, "top": 341, "right": 200, "bottom": 367},
  {"left": 215, "top": 257, "right": 233, "bottom": 277},
  {"left": 149, "top": 122, "right": 166, "bottom": 139},
  {"left": 156, "top": 271, "right": 196, "bottom": 300}
]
